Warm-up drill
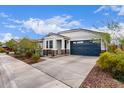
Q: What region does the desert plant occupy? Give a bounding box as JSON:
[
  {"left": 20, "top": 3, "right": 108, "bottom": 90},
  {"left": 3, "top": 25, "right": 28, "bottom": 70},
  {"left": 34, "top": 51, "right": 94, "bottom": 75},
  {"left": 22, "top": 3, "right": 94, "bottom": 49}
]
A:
[
  {"left": 101, "top": 33, "right": 111, "bottom": 51},
  {"left": 0, "top": 42, "right": 2, "bottom": 46},
  {"left": 119, "top": 38, "right": 124, "bottom": 51},
  {"left": 114, "top": 49, "right": 124, "bottom": 72},
  {"left": 5, "top": 39, "right": 17, "bottom": 51},
  {"left": 112, "top": 49, "right": 124, "bottom": 81},
  {"left": 97, "top": 52, "right": 111, "bottom": 70},
  {"left": 0, "top": 47, "right": 5, "bottom": 53},
  {"left": 16, "top": 38, "right": 40, "bottom": 58},
  {"left": 97, "top": 48, "right": 124, "bottom": 82},
  {"left": 31, "top": 54, "right": 40, "bottom": 63},
  {"left": 25, "top": 51, "right": 33, "bottom": 58},
  {"left": 108, "top": 44, "right": 117, "bottom": 53}
]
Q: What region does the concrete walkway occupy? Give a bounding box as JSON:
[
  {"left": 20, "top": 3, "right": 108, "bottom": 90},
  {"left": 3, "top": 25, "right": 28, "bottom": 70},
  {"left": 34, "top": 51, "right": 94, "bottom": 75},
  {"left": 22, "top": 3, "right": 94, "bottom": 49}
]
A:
[
  {"left": 32, "top": 55, "right": 98, "bottom": 88},
  {"left": 0, "top": 54, "right": 69, "bottom": 88}
]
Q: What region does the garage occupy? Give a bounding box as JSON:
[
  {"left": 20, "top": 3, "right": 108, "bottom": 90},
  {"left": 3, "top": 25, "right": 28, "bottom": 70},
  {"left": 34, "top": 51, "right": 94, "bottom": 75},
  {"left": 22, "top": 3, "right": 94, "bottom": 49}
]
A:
[{"left": 70, "top": 40, "right": 101, "bottom": 56}]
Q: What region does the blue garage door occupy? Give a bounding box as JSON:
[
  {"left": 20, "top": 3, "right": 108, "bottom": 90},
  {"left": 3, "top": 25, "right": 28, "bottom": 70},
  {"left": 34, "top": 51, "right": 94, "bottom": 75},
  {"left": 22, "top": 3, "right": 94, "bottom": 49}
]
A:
[{"left": 71, "top": 40, "right": 101, "bottom": 56}]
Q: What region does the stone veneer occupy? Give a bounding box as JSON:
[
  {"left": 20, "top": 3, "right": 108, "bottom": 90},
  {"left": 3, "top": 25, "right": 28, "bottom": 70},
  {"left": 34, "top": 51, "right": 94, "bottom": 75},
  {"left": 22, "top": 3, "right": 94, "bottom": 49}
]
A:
[{"left": 43, "top": 49, "right": 70, "bottom": 56}]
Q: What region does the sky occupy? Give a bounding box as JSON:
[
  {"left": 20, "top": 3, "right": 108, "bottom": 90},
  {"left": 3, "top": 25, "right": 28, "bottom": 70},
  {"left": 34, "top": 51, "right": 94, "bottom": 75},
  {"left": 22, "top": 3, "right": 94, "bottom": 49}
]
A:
[{"left": 0, "top": 5, "right": 124, "bottom": 42}]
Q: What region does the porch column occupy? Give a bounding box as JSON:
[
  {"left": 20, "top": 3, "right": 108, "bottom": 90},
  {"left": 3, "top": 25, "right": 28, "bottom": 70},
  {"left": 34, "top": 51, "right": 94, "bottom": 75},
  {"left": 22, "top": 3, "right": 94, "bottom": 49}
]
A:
[
  {"left": 67, "top": 40, "right": 70, "bottom": 54},
  {"left": 43, "top": 40, "right": 46, "bottom": 49},
  {"left": 62, "top": 39, "right": 65, "bottom": 50},
  {"left": 52, "top": 39, "right": 57, "bottom": 56},
  {"left": 53, "top": 39, "right": 57, "bottom": 50}
]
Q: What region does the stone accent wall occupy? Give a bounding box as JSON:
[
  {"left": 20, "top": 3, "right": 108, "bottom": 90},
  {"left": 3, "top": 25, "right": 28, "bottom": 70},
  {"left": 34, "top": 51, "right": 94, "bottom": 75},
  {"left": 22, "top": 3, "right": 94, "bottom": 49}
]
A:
[{"left": 43, "top": 49, "right": 70, "bottom": 56}]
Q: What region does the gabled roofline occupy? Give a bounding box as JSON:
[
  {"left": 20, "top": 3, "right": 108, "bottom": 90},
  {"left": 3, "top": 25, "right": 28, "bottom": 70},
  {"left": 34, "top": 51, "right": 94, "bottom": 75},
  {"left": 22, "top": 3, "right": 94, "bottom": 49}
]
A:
[
  {"left": 40, "top": 28, "right": 107, "bottom": 40},
  {"left": 58, "top": 28, "right": 105, "bottom": 34},
  {"left": 43, "top": 32, "right": 70, "bottom": 39}
]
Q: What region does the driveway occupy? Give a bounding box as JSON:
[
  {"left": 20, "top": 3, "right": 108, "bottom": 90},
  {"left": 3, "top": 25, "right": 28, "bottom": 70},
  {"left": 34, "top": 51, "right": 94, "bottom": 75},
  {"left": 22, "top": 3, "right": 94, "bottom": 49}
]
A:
[
  {"left": 0, "top": 54, "right": 69, "bottom": 88},
  {"left": 0, "top": 54, "right": 97, "bottom": 88},
  {"left": 32, "top": 55, "right": 98, "bottom": 88}
]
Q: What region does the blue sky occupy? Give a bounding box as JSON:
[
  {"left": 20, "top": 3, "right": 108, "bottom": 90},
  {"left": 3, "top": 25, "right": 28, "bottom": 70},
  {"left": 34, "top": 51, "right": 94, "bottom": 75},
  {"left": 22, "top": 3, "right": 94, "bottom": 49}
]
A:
[{"left": 0, "top": 5, "right": 124, "bottom": 42}]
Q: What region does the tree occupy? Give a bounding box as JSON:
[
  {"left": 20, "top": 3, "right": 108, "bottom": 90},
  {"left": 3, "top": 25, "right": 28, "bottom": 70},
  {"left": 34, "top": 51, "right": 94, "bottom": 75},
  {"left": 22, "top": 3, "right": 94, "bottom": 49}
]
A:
[
  {"left": 107, "top": 20, "right": 122, "bottom": 45},
  {"left": 5, "top": 39, "right": 17, "bottom": 51},
  {"left": 0, "top": 42, "right": 2, "bottom": 46},
  {"left": 119, "top": 38, "right": 124, "bottom": 50},
  {"left": 99, "top": 32, "right": 111, "bottom": 51},
  {"left": 16, "top": 38, "right": 40, "bottom": 57},
  {"left": 93, "top": 19, "right": 122, "bottom": 51}
]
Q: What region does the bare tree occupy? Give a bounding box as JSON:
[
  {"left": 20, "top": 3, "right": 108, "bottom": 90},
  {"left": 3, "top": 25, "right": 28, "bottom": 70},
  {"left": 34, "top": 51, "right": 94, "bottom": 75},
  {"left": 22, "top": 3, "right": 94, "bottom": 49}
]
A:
[{"left": 93, "top": 17, "right": 122, "bottom": 51}]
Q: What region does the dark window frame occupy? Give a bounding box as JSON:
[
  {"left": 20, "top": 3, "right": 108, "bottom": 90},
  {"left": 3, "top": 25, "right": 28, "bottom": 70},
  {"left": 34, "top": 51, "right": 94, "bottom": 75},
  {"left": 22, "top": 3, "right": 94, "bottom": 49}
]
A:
[
  {"left": 46, "top": 41, "right": 48, "bottom": 48},
  {"left": 49, "top": 40, "right": 53, "bottom": 48}
]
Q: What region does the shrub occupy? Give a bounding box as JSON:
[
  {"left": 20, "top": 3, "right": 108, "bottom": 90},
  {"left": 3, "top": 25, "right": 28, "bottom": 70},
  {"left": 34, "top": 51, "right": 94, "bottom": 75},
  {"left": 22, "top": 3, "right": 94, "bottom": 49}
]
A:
[
  {"left": 25, "top": 51, "right": 33, "bottom": 58},
  {"left": 115, "top": 48, "right": 124, "bottom": 54},
  {"left": 31, "top": 54, "right": 40, "bottom": 63},
  {"left": 108, "top": 44, "right": 117, "bottom": 53},
  {"left": 114, "top": 49, "right": 124, "bottom": 72},
  {"left": 0, "top": 48, "right": 5, "bottom": 53},
  {"left": 97, "top": 52, "right": 111, "bottom": 70},
  {"left": 97, "top": 48, "right": 124, "bottom": 82},
  {"left": 112, "top": 70, "right": 124, "bottom": 82}
]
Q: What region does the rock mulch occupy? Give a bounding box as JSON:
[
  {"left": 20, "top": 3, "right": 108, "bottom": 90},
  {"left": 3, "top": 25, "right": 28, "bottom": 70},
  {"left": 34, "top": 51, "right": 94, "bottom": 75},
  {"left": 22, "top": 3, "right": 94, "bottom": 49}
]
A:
[
  {"left": 80, "top": 65, "right": 124, "bottom": 88},
  {"left": 9, "top": 54, "right": 45, "bottom": 64}
]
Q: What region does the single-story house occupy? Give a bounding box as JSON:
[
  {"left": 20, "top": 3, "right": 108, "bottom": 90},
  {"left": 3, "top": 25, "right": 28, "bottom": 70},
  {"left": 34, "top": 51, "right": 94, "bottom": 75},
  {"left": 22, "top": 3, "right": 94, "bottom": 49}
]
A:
[{"left": 39, "top": 29, "right": 106, "bottom": 56}]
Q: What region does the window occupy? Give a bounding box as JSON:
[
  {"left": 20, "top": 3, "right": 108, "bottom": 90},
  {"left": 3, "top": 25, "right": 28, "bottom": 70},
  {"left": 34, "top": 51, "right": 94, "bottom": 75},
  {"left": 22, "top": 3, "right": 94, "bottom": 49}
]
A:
[
  {"left": 77, "top": 41, "right": 84, "bottom": 44},
  {"left": 46, "top": 41, "right": 48, "bottom": 48},
  {"left": 73, "top": 41, "right": 84, "bottom": 44},
  {"left": 49, "top": 40, "right": 53, "bottom": 48},
  {"left": 73, "top": 42, "right": 77, "bottom": 44}
]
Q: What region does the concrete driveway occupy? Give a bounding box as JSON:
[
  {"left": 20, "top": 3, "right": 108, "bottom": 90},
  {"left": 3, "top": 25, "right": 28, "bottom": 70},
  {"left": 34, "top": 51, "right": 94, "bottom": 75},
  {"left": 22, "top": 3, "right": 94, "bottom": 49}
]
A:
[
  {"left": 0, "top": 54, "right": 69, "bottom": 88},
  {"left": 32, "top": 55, "right": 98, "bottom": 88},
  {"left": 0, "top": 54, "right": 98, "bottom": 88}
]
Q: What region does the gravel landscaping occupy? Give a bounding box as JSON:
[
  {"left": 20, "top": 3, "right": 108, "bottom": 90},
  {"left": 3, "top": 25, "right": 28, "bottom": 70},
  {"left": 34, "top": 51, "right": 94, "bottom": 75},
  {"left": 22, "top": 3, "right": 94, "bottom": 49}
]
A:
[
  {"left": 9, "top": 54, "right": 45, "bottom": 64},
  {"left": 80, "top": 64, "right": 124, "bottom": 88}
]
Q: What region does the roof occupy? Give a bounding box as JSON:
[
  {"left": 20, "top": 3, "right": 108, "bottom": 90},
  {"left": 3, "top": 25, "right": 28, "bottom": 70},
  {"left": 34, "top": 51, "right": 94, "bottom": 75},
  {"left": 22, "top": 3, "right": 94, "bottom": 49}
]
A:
[
  {"left": 44, "top": 32, "right": 70, "bottom": 39},
  {"left": 58, "top": 28, "right": 105, "bottom": 34},
  {"left": 41, "top": 28, "right": 106, "bottom": 40}
]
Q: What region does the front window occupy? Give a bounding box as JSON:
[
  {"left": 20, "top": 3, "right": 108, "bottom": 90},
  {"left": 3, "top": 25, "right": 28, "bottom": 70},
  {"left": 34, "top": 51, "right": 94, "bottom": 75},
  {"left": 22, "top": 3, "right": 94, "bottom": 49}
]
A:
[
  {"left": 49, "top": 40, "right": 53, "bottom": 48},
  {"left": 46, "top": 41, "right": 48, "bottom": 48}
]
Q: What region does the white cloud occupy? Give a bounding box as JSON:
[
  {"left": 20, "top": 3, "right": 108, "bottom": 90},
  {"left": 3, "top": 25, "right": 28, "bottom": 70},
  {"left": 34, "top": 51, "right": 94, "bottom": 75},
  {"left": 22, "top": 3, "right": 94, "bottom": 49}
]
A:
[
  {"left": 2, "top": 14, "right": 82, "bottom": 35},
  {"left": 0, "top": 12, "right": 9, "bottom": 18},
  {"left": 0, "top": 33, "right": 19, "bottom": 42},
  {"left": 118, "top": 6, "right": 124, "bottom": 15},
  {"left": 94, "top": 5, "right": 124, "bottom": 16},
  {"left": 94, "top": 6, "right": 107, "bottom": 13},
  {"left": 8, "top": 18, "right": 23, "bottom": 24},
  {"left": 104, "top": 13, "right": 109, "bottom": 16},
  {"left": 23, "top": 15, "right": 81, "bottom": 34},
  {"left": 4, "top": 25, "right": 17, "bottom": 28}
]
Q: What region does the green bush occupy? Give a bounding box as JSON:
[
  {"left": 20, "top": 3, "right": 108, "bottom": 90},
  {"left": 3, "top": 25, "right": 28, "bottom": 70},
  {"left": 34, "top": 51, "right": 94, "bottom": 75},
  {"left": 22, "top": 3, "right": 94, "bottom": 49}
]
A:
[
  {"left": 114, "top": 48, "right": 124, "bottom": 72},
  {"left": 25, "top": 51, "right": 33, "bottom": 58},
  {"left": 31, "top": 54, "right": 40, "bottom": 63},
  {"left": 97, "top": 48, "right": 124, "bottom": 82},
  {"left": 108, "top": 44, "right": 117, "bottom": 53},
  {"left": 115, "top": 48, "right": 124, "bottom": 54},
  {"left": 97, "top": 52, "right": 111, "bottom": 69},
  {"left": 112, "top": 70, "right": 124, "bottom": 82},
  {"left": 0, "top": 48, "right": 5, "bottom": 53}
]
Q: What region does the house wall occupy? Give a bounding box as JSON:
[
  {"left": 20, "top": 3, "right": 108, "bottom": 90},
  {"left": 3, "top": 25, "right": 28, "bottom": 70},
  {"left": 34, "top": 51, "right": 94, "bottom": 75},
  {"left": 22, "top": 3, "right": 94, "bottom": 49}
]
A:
[
  {"left": 60, "top": 30, "right": 105, "bottom": 51},
  {"left": 43, "top": 35, "right": 65, "bottom": 50},
  {"left": 57, "top": 40, "right": 61, "bottom": 49}
]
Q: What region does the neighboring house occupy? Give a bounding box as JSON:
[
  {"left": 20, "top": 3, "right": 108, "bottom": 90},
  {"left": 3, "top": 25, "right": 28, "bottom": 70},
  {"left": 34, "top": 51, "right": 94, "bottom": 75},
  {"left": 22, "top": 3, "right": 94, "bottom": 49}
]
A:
[{"left": 39, "top": 29, "right": 105, "bottom": 56}]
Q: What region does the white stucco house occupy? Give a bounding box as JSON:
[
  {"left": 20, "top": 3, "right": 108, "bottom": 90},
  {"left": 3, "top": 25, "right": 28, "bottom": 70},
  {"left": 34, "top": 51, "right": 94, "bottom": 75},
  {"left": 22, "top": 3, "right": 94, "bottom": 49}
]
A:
[{"left": 39, "top": 29, "right": 105, "bottom": 56}]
